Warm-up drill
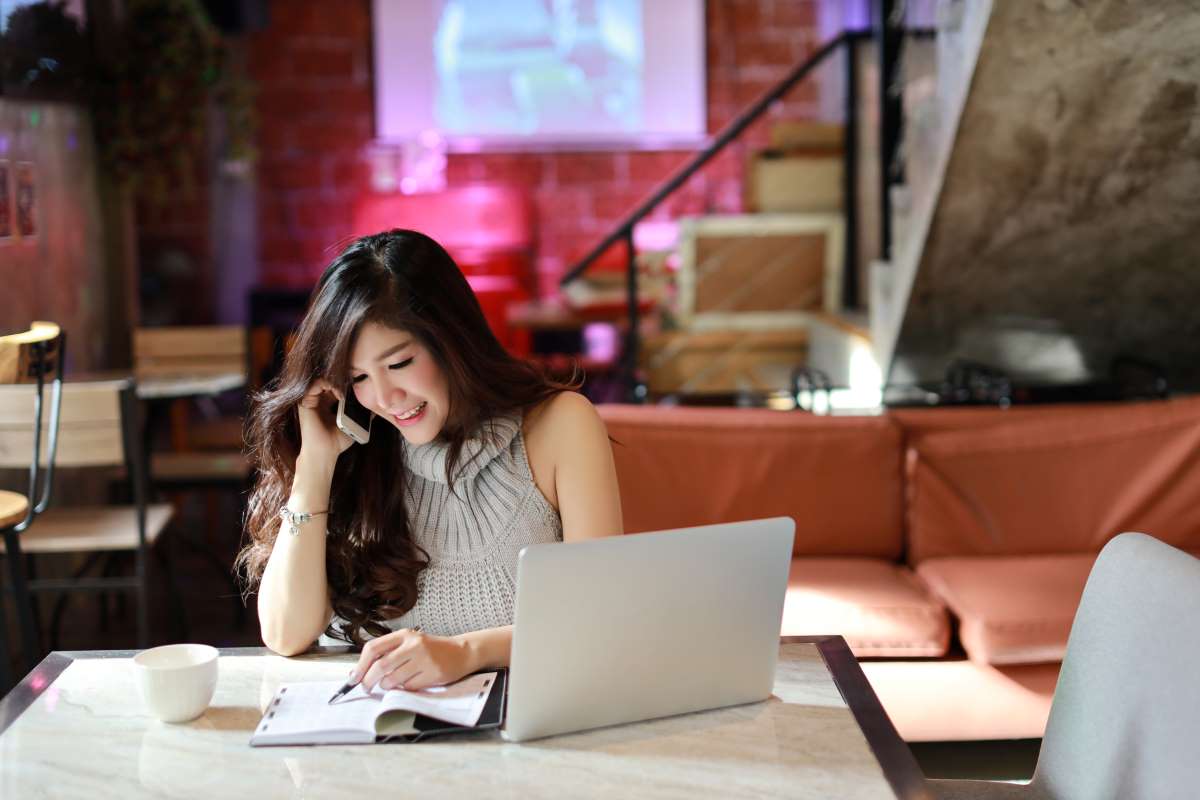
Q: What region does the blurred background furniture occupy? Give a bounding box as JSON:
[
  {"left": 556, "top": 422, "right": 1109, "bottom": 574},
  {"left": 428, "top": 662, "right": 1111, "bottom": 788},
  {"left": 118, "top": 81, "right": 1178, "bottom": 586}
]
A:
[
  {"left": 0, "top": 322, "right": 64, "bottom": 687},
  {"left": 133, "top": 326, "right": 251, "bottom": 630},
  {"left": 634, "top": 213, "right": 843, "bottom": 399},
  {"left": 597, "top": 396, "right": 1200, "bottom": 742},
  {"left": 132, "top": 325, "right": 248, "bottom": 450},
  {"left": 929, "top": 533, "right": 1200, "bottom": 799},
  {"left": 133, "top": 325, "right": 252, "bottom": 499},
  {"left": 743, "top": 122, "right": 845, "bottom": 215},
  {"left": 0, "top": 379, "right": 176, "bottom": 665}
]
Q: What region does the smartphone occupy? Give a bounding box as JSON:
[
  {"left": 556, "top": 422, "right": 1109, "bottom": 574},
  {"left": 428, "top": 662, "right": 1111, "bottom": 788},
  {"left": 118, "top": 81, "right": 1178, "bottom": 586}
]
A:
[{"left": 336, "top": 387, "right": 373, "bottom": 445}]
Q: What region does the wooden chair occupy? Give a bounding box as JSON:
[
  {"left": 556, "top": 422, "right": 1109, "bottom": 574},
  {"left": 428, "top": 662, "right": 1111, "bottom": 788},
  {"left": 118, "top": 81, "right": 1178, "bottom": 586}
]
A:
[
  {"left": 0, "top": 378, "right": 175, "bottom": 666},
  {"left": 134, "top": 325, "right": 251, "bottom": 474},
  {"left": 133, "top": 326, "right": 252, "bottom": 629},
  {"left": 133, "top": 325, "right": 250, "bottom": 452},
  {"left": 0, "top": 322, "right": 64, "bottom": 686},
  {"left": 133, "top": 325, "right": 247, "bottom": 377}
]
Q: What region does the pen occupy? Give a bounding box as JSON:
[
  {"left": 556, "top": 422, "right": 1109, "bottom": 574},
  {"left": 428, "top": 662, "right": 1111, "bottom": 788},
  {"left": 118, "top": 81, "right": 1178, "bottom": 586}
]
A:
[{"left": 327, "top": 625, "right": 422, "bottom": 705}]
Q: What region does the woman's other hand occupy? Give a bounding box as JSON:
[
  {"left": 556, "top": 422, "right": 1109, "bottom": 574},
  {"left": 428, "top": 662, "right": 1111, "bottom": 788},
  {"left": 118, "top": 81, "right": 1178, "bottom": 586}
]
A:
[
  {"left": 296, "top": 378, "right": 354, "bottom": 473},
  {"left": 352, "top": 628, "right": 475, "bottom": 692}
]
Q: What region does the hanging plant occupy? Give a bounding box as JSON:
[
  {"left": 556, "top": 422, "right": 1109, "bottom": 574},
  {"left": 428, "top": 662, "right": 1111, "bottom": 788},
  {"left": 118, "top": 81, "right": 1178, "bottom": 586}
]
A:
[
  {"left": 0, "top": 1, "right": 92, "bottom": 100},
  {"left": 91, "top": 0, "right": 256, "bottom": 200}
]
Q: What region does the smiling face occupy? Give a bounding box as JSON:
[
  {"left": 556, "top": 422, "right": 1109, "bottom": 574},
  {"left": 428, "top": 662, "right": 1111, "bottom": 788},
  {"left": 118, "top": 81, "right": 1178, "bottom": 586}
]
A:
[{"left": 348, "top": 321, "right": 450, "bottom": 446}]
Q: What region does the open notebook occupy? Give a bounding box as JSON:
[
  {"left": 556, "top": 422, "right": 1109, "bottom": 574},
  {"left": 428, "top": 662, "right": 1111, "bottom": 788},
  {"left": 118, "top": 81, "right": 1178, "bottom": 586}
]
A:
[{"left": 250, "top": 669, "right": 506, "bottom": 746}]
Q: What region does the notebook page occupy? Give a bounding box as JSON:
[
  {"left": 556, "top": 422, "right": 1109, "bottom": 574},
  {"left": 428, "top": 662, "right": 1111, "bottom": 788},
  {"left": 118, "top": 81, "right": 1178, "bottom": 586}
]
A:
[
  {"left": 342, "top": 671, "right": 497, "bottom": 728},
  {"left": 253, "top": 681, "right": 380, "bottom": 745}
]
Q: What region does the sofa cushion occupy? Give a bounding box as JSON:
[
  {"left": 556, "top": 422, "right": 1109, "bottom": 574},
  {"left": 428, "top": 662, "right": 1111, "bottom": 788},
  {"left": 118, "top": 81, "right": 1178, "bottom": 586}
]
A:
[
  {"left": 904, "top": 396, "right": 1200, "bottom": 561},
  {"left": 599, "top": 404, "right": 905, "bottom": 558},
  {"left": 917, "top": 554, "right": 1098, "bottom": 665},
  {"left": 783, "top": 558, "right": 950, "bottom": 657}
]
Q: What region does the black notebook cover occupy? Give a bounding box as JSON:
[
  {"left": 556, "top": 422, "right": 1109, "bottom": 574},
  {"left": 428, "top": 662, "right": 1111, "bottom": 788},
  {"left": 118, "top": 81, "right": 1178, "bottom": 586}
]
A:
[{"left": 381, "top": 667, "right": 508, "bottom": 743}]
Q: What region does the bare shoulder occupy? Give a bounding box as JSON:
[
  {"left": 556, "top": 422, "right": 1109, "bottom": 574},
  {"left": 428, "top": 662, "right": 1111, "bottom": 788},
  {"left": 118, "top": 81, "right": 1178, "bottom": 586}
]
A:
[
  {"left": 523, "top": 391, "right": 609, "bottom": 474},
  {"left": 523, "top": 391, "right": 622, "bottom": 536},
  {"left": 524, "top": 390, "right": 605, "bottom": 439},
  {"left": 523, "top": 392, "right": 611, "bottom": 512}
]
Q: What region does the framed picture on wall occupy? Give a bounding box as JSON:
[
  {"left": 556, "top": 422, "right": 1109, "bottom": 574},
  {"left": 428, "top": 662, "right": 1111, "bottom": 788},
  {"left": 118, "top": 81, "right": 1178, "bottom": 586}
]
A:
[
  {"left": 15, "top": 162, "right": 35, "bottom": 239},
  {"left": 0, "top": 160, "right": 10, "bottom": 241}
]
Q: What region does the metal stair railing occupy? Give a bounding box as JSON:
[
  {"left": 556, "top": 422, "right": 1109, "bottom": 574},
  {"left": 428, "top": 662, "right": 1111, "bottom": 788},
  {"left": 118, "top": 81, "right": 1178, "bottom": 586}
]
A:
[{"left": 558, "top": 32, "right": 850, "bottom": 401}]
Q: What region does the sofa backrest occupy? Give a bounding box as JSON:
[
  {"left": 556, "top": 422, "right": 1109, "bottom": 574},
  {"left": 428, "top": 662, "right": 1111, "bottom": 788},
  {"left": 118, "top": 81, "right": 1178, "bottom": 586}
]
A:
[
  {"left": 890, "top": 402, "right": 1136, "bottom": 442},
  {"left": 899, "top": 397, "right": 1200, "bottom": 562},
  {"left": 597, "top": 404, "right": 905, "bottom": 559}
]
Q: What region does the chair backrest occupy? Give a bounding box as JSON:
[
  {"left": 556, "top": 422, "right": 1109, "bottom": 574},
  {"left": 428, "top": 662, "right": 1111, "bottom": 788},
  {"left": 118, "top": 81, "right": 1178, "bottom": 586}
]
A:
[
  {"left": 1032, "top": 532, "right": 1200, "bottom": 799},
  {"left": 0, "top": 380, "right": 132, "bottom": 469},
  {"left": 0, "top": 322, "right": 65, "bottom": 526},
  {"left": 133, "top": 326, "right": 247, "bottom": 379},
  {"left": 0, "top": 321, "right": 63, "bottom": 385}
]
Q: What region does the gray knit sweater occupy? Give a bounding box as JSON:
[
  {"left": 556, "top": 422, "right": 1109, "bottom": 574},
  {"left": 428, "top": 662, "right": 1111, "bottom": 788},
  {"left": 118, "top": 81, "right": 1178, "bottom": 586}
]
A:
[{"left": 322, "top": 414, "right": 562, "bottom": 642}]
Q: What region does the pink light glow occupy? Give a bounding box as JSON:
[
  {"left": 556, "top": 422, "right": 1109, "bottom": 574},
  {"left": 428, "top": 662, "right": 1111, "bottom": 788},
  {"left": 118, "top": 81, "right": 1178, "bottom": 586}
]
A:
[
  {"left": 352, "top": 185, "right": 533, "bottom": 253},
  {"left": 633, "top": 220, "right": 679, "bottom": 252}
]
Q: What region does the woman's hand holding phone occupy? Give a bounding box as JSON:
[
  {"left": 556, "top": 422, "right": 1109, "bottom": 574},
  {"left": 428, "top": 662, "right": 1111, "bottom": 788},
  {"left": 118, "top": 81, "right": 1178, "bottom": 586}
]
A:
[{"left": 296, "top": 378, "right": 355, "bottom": 476}]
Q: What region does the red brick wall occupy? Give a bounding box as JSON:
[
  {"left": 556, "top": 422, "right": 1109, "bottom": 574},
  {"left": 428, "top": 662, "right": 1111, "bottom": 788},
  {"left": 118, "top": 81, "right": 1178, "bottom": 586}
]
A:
[
  {"left": 245, "top": 0, "right": 821, "bottom": 296},
  {"left": 135, "top": 162, "right": 214, "bottom": 325}
]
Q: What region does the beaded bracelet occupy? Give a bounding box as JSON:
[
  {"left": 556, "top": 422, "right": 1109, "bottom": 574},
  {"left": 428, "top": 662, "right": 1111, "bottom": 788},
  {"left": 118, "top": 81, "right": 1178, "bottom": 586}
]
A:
[{"left": 279, "top": 506, "right": 329, "bottom": 537}]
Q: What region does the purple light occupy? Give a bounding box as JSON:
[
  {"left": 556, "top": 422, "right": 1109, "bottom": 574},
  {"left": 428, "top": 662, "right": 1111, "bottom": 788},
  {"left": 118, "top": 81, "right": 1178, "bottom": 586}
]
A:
[{"left": 843, "top": 0, "right": 870, "bottom": 31}]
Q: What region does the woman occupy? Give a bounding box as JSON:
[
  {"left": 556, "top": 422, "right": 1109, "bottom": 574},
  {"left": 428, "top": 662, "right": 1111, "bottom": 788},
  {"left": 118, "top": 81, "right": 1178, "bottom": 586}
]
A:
[{"left": 236, "top": 229, "right": 623, "bottom": 692}]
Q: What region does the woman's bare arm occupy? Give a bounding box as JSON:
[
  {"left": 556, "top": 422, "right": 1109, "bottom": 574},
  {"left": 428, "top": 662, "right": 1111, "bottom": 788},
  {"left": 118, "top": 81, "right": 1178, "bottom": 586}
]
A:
[
  {"left": 257, "top": 455, "right": 336, "bottom": 655},
  {"left": 257, "top": 378, "right": 349, "bottom": 655}
]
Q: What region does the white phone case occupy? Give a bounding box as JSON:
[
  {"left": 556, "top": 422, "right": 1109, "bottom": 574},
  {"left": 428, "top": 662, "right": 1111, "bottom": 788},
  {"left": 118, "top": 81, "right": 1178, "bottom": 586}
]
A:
[{"left": 335, "top": 393, "right": 372, "bottom": 445}]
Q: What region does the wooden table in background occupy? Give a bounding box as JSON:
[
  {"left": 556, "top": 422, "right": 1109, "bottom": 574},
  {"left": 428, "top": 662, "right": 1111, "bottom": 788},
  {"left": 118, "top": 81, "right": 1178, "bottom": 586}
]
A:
[{"left": 135, "top": 372, "right": 245, "bottom": 401}]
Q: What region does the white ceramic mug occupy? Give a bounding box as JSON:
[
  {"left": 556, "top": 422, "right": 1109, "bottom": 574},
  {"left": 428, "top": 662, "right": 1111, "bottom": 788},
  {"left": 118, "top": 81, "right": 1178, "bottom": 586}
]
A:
[{"left": 132, "top": 644, "right": 219, "bottom": 723}]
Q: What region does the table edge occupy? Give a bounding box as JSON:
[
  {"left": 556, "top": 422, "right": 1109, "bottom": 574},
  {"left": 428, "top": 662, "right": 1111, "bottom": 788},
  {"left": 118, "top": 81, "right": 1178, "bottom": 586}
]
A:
[{"left": 787, "top": 635, "right": 933, "bottom": 800}]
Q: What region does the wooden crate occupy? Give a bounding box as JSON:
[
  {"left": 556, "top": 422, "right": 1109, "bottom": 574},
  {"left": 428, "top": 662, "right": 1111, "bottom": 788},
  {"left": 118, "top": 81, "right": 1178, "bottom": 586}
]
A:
[
  {"left": 768, "top": 121, "right": 844, "bottom": 150},
  {"left": 746, "top": 122, "right": 843, "bottom": 213},
  {"left": 676, "top": 214, "right": 844, "bottom": 331},
  {"left": 640, "top": 328, "right": 808, "bottom": 395},
  {"left": 745, "top": 153, "right": 843, "bottom": 214}
]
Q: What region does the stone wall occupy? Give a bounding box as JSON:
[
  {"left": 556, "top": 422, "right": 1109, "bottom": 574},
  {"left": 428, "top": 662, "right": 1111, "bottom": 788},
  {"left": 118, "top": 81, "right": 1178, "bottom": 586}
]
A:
[{"left": 889, "top": 0, "right": 1200, "bottom": 392}]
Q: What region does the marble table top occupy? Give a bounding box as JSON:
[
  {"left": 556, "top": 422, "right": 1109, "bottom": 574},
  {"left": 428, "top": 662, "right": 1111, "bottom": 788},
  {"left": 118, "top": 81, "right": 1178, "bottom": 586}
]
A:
[{"left": 0, "top": 637, "right": 929, "bottom": 799}]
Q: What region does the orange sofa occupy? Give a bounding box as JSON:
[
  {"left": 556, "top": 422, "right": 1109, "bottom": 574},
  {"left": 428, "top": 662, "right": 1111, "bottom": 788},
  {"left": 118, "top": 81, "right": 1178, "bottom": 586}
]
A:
[{"left": 597, "top": 398, "right": 1200, "bottom": 741}]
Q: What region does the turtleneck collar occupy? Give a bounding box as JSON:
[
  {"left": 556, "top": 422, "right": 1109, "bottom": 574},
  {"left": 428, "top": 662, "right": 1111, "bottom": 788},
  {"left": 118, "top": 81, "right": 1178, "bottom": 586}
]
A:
[{"left": 401, "top": 414, "right": 522, "bottom": 485}]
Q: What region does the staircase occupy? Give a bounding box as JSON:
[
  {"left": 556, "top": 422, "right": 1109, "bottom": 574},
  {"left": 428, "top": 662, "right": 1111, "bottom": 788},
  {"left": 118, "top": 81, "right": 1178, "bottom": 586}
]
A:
[
  {"left": 564, "top": 0, "right": 1200, "bottom": 405},
  {"left": 558, "top": 32, "right": 865, "bottom": 406}
]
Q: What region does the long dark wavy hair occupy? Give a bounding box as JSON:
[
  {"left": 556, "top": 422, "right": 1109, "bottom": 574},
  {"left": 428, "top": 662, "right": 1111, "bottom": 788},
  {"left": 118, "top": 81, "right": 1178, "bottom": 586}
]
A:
[{"left": 235, "top": 229, "right": 575, "bottom": 645}]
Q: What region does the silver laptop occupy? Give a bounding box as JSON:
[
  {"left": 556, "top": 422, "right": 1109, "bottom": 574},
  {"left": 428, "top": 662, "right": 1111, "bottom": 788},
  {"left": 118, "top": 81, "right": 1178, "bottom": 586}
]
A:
[{"left": 502, "top": 517, "right": 795, "bottom": 742}]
